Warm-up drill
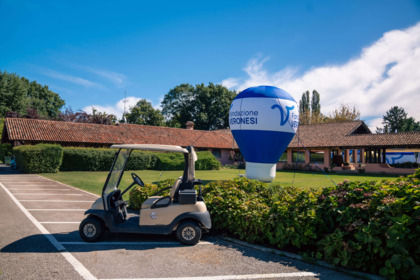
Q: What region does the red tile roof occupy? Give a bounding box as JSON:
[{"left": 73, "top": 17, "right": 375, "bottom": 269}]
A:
[
  {"left": 3, "top": 118, "right": 237, "bottom": 149},
  {"left": 3, "top": 118, "right": 419, "bottom": 150},
  {"left": 289, "top": 121, "right": 420, "bottom": 149}
]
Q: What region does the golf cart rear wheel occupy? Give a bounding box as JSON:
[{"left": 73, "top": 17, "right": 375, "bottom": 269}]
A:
[
  {"left": 79, "top": 216, "right": 104, "bottom": 242},
  {"left": 176, "top": 221, "right": 202, "bottom": 245}
]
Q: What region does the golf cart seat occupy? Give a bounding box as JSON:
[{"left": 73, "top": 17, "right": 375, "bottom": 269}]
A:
[{"left": 141, "top": 177, "right": 182, "bottom": 209}]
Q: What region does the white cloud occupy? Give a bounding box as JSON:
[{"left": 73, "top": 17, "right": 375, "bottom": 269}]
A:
[
  {"left": 223, "top": 22, "right": 420, "bottom": 132},
  {"left": 83, "top": 68, "right": 126, "bottom": 87},
  {"left": 41, "top": 68, "right": 103, "bottom": 88}
]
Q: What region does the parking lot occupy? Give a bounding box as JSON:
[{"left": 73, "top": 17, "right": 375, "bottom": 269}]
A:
[{"left": 0, "top": 169, "right": 358, "bottom": 280}]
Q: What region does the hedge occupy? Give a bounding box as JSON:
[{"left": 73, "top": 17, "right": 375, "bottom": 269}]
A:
[
  {"left": 13, "top": 144, "right": 63, "bottom": 173},
  {"left": 0, "top": 143, "right": 13, "bottom": 163},
  {"left": 154, "top": 151, "right": 220, "bottom": 170},
  {"left": 129, "top": 169, "right": 420, "bottom": 279},
  {"left": 59, "top": 147, "right": 219, "bottom": 171},
  {"left": 60, "top": 147, "right": 156, "bottom": 171}
]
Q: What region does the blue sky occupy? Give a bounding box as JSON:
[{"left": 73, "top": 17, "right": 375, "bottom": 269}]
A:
[{"left": 1, "top": 0, "right": 420, "bottom": 130}]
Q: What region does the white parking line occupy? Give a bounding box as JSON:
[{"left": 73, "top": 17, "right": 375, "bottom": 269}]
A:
[
  {"left": 28, "top": 209, "right": 86, "bottom": 211},
  {"left": 0, "top": 182, "right": 97, "bottom": 280},
  {"left": 41, "top": 222, "right": 80, "bottom": 224},
  {"left": 100, "top": 272, "right": 318, "bottom": 280},
  {"left": 13, "top": 193, "right": 83, "bottom": 196},
  {"left": 60, "top": 241, "right": 213, "bottom": 245},
  {"left": 8, "top": 188, "right": 71, "bottom": 191},
  {"left": 20, "top": 200, "right": 95, "bottom": 202}
]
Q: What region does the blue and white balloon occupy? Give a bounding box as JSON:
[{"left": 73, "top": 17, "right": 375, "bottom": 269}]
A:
[{"left": 229, "top": 86, "right": 299, "bottom": 182}]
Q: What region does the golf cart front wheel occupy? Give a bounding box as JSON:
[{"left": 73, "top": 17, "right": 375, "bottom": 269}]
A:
[
  {"left": 176, "top": 221, "right": 202, "bottom": 245},
  {"left": 79, "top": 216, "right": 104, "bottom": 242}
]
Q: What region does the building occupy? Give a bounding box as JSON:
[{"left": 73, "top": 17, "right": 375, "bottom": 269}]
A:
[
  {"left": 2, "top": 118, "right": 420, "bottom": 173},
  {"left": 1, "top": 118, "right": 237, "bottom": 164},
  {"left": 280, "top": 121, "right": 420, "bottom": 174}
]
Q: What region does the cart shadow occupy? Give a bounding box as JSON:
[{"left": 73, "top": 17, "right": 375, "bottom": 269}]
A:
[
  {"left": 1, "top": 231, "right": 187, "bottom": 253},
  {"left": 1, "top": 233, "right": 355, "bottom": 279}
]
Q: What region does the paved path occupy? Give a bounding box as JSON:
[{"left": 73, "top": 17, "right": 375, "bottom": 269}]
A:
[{"left": 0, "top": 165, "right": 358, "bottom": 280}]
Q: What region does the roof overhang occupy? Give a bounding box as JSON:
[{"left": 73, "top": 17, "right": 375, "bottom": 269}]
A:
[{"left": 110, "top": 144, "right": 189, "bottom": 153}]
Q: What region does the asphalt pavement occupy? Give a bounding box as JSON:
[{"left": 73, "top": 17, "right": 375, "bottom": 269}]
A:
[{"left": 0, "top": 164, "right": 359, "bottom": 280}]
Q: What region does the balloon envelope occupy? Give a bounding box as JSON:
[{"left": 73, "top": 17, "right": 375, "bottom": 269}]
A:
[{"left": 229, "top": 86, "right": 299, "bottom": 181}]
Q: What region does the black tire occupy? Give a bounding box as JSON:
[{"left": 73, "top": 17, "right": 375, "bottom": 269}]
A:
[
  {"left": 79, "top": 216, "right": 104, "bottom": 242},
  {"left": 176, "top": 221, "right": 202, "bottom": 245}
]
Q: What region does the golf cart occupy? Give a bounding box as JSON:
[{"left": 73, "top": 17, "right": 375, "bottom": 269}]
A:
[{"left": 79, "top": 144, "right": 211, "bottom": 245}]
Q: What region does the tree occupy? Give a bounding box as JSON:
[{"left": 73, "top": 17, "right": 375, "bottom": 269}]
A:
[
  {"left": 0, "top": 70, "right": 65, "bottom": 118},
  {"left": 161, "top": 83, "right": 236, "bottom": 130},
  {"left": 376, "top": 106, "right": 420, "bottom": 133},
  {"left": 326, "top": 103, "right": 360, "bottom": 123},
  {"left": 299, "top": 91, "right": 311, "bottom": 124},
  {"left": 298, "top": 90, "right": 324, "bottom": 124},
  {"left": 124, "top": 99, "right": 164, "bottom": 126},
  {"left": 57, "top": 107, "right": 116, "bottom": 125}
]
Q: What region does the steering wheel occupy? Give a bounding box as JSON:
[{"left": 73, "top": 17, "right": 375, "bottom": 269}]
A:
[{"left": 131, "top": 173, "right": 145, "bottom": 187}]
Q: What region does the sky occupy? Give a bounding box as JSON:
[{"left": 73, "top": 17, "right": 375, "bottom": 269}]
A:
[{"left": 1, "top": 0, "right": 420, "bottom": 131}]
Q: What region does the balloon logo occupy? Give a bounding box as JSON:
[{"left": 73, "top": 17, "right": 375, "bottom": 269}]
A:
[{"left": 229, "top": 86, "right": 299, "bottom": 182}]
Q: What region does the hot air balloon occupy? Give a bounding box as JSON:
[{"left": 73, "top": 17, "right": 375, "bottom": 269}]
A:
[{"left": 229, "top": 86, "right": 299, "bottom": 182}]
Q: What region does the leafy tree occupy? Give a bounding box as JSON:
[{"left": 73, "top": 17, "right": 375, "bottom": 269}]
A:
[
  {"left": 161, "top": 83, "right": 236, "bottom": 130},
  {"left": 57, "top": 107, "right": 116, "bottom": 125},
  {"left": 299, "top": 91, "right": 311, "bottom": 124},
  {"left": 402, "top": 117, "right": 420, "bottom": 132},
  {"left": 124, "top": 99, "right": 164, "bottom": 126},
  {"left": 326, "top": 103, "right": 360, "bottom": 123},
  {"left": 376, "top": 106, "right": 419, "bottom": 133},
  {"left": 0, "top": 70, "right": 65, "bottom": 118},
  {"left": 299, "top": 90, "right": 324, "bottom": 124}
]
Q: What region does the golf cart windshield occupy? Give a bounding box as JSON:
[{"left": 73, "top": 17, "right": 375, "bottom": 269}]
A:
[{"left": 104, "top": 148, "right": 130, "bottom": 195}]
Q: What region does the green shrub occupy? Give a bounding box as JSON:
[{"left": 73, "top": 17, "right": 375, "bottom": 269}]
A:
[
  {"left": 154, "top": 151, "right": 220, "bottom": 170},
  {"left": 196, "top": 151, "right": 220, "bottom": 170},
  {"left": 154, "top": 152, "right": 184, "bottom": 170},
  {"left": 127, "top": 169, "right": 420, "bottom": 279},
  {"left": 0, "top": 143, "right": 13, "bottom": 163},
  {"left": 60, "top": 147, "right": 155, "bottom": 171},
  {"left": 13, "top": 144, "right": 63, "bottom": 173},
  {"left": 128, "top": 179, "right": 175, "bottom": 209},
  {"left": 390, "top": 162, "right": 419, "bottom": 169},
  {"left": 200, "top": 170, "right": 420, "bottom": 280}
]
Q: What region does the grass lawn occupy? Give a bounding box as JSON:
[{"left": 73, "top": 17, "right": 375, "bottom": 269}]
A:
[{"left": 41, "top": 168, "right": 401, "bottom": 196}]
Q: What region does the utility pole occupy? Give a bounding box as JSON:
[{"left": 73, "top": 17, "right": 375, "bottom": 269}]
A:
[{"left": 123, "top": 91, "right": 127, "bottom": 123}]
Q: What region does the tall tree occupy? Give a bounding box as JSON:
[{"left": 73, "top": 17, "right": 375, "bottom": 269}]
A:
[
  {"left": 124, "top": 99, "right": 165, "bottom": 126},
  {"left": 376, "top": 106, "right": 419, "bottom": 133},
  {"left": 310, "top": 90, "right": 321, "bottom": 123},
  {"left": 0, "top": 70, "right": 65, "bottom": 118},
  {"left": 299, "top": 91, "right": 311, "bottom": 124},
  {"left": 299, "top": 90, "right": 324, "bottom": 124},
  {"left": 161, "top": 83, "right": 236, "bottom": 130},
  {"left": 326, "top": 103, "right": 360, "bottom": 123}
]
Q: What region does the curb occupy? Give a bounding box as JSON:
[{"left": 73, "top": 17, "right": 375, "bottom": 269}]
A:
[{"left": 217, "top": 236, "right": 385, "bottom": 280}]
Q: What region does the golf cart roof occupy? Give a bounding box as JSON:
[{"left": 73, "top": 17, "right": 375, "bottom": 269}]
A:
[{"left": 110, "top": 144, "right": 189, "bottom": 154}]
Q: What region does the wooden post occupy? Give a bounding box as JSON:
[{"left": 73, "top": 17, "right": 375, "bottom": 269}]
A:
[
  {"left": 305, "top": 150, "right": 311, "bottom": 164},
  {"left": 344, "top": 149, "right": 350, "bottom": 163},
  {"left": 287, "top": 149, "right": 293, "bottom": 164},
  {"left": 324, "top": 148, "right": 331, "bottom": 167},
  {"left": 361, "top": 149, "right": 365, "bottom": 163},
  {"left": 382, "top": 148, "right": 387, "bottom": 163}
]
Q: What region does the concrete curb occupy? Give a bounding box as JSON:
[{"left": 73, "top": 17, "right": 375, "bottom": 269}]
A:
[{"left": 217, "top": 236, "right": 385, "bottom": 280}]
